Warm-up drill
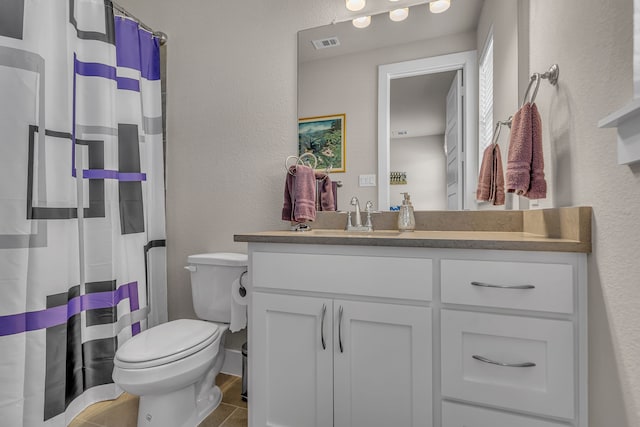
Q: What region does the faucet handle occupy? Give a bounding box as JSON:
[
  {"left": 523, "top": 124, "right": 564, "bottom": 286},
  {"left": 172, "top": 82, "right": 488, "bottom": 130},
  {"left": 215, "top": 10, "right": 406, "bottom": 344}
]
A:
[{"left": 365, "top": 201, "right": 374, "bottom": 212}]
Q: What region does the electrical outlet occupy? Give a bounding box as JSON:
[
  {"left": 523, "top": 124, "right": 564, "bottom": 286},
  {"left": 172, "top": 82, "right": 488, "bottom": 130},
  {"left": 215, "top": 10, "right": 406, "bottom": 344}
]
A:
[{"left": 359, "top": 174, "right": 377, "bottom": 187}]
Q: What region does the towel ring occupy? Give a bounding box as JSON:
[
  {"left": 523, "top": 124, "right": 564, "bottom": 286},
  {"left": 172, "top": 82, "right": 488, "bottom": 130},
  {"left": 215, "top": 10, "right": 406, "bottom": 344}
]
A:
[
  {"left": 520, "top": 64, "right": 560, "bottom": 107},
  {"left": 284, "top": 153, "right": 318, "bottom": 175},
  {"left": 521, "top": 73, "right": 541, "bottom": 107},
  {"left": 298, "top": 152, "right": 318, "bottom": 169},
  {"left": 492, "top": 122, "right": 503, "bottom": 146},
  {"left": 492, "top": 116, "right": 512, "bottom": 146}
]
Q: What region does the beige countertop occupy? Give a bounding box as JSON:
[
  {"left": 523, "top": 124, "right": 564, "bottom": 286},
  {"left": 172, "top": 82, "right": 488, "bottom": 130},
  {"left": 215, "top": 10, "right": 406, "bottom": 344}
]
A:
[{"left": 234, "top": 206, "right": 592, "bottom": 253}]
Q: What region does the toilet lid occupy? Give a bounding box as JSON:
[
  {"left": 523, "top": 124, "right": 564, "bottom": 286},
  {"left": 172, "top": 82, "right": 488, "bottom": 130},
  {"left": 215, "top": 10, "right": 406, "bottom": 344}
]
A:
[
  {"left": 114, "top": 319, "right": 220, "bottom": 369},
  {"left": 187, "top": 252, "right": 247, "bottom": 267}
]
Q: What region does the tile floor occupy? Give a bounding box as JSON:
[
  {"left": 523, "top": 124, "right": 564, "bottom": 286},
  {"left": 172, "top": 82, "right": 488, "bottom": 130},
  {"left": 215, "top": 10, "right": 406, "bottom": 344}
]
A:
[{"left": 69, "top": 374, "right": 247, "bottom": 427}]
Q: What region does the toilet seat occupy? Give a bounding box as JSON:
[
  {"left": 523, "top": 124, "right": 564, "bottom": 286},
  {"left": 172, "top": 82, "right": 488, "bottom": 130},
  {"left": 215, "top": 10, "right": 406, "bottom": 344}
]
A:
[{"left": 114, "top": 319, "right": 220, "bottom": 369}]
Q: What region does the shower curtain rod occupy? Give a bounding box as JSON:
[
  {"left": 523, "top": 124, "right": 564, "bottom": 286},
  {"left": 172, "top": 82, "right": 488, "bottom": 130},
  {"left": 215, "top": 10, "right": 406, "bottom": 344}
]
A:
[{"left": 110, "top": 1, "right": 168, "bottom": 45}]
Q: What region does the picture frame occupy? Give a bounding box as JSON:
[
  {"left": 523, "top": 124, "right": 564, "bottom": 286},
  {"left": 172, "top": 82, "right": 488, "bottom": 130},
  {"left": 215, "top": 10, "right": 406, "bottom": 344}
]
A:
[{"left": 298, "top": 113, "right": 346, "bottom": 173}]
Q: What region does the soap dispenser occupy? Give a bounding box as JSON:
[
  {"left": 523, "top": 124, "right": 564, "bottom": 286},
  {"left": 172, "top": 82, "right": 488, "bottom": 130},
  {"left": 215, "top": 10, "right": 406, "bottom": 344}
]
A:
[{"left": 397, "top": 192, "right": 416, "bottom": 232}]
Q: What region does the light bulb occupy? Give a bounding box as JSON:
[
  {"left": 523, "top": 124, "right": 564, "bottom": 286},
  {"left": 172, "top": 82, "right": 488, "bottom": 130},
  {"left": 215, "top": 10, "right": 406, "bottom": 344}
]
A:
[
  {"left": 389, "top": 7, "right": 409, "bottom": 22},
  {"left": 346, "top": 0, "right": 366, "bottom": 12},
  {"left": 429, "top": 0, "right": 450, "bottom": 14},
  {"left": 352, "top": 16, "right": 371, "bottom": 28}
]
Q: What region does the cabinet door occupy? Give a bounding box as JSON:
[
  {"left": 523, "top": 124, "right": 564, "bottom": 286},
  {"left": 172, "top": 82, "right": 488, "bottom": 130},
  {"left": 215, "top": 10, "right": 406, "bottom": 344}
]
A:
[
  {"left": 251, "top": 293, "right": 333, "bottom": 427},
  {"left": 333, "top": 300, "right": 432, "bottom": 427}
]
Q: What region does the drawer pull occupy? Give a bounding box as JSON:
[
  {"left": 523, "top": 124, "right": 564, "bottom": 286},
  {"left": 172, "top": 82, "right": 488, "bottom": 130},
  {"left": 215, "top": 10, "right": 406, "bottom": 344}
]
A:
[
  {"left": 320, "top": 304, "right": 327, "bottom": 350},
  {"left": 472, "top": 354, "right": 536, "bottom": 368},
  {"left": 470, "top": 281, "right": 535, "bottom": 290}
]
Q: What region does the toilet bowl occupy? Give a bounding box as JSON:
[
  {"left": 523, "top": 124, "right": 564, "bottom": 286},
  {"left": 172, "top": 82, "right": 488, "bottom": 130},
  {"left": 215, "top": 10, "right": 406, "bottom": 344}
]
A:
[
  {"left": 112, "top": 253, "right": 247, "bottom": 427},
  {"left": 113, "top": 319, "right": 229, "bottom": 427}
]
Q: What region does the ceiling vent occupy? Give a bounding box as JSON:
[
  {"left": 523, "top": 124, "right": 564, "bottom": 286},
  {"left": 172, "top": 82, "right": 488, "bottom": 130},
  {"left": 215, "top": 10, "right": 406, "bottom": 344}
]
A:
[{"left": 312, "top": 37, "right": 340, "bottom": 50}]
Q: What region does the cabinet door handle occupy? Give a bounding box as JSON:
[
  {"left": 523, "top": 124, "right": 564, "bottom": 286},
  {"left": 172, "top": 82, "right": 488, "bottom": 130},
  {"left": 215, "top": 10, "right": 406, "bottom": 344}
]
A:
[
  {"left": 338, "top": 305, "right": 344, "bottom": 353},
  {"left": 470, "top": 281, "right": 535, "bottom": 290},
  {"left": 472, "top": 354, "right": 536, "bottom": 368},
  {"left": 320, "top": 304, "right": 327, "bottom": 350}
]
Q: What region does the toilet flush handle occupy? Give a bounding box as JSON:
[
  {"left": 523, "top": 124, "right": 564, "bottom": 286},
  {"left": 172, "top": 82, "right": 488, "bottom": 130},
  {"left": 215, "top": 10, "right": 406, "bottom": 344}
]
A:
[{"left": 184, "top": 265, "right": 197, "bottom": 272}]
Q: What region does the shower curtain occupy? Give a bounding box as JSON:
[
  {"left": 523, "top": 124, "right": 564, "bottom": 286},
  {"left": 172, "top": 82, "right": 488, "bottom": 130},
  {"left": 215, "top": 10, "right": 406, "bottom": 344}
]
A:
[{"left": 0, "top": 0, "right": 167, "bottom": 425}]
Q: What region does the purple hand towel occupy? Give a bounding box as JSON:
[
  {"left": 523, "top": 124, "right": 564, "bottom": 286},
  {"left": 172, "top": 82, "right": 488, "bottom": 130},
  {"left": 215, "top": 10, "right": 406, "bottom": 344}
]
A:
[
  {"left": 331, "top": 181, "right": 338, "bottom": 211},
  {"left": 524, "top": 103, "right": 547, "bottom": 199},
  {"left": 314, "top": 172, "right": 336, "bottom": 212},
  {"left": 476, "top": 143, "right": 505, "bottom": 206},
  {"left": 505, "top": 103, "right": 533, "bottom": 195},
  {"left": 282, "top": 164, "right": 316, "bottom": 222}
]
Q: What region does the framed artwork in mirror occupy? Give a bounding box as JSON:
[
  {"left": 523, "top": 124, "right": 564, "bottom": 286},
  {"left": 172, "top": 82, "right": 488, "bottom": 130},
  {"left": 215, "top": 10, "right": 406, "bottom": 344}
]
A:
[{"left": 298, "top": 113, "right": 346, "bottom": 173}]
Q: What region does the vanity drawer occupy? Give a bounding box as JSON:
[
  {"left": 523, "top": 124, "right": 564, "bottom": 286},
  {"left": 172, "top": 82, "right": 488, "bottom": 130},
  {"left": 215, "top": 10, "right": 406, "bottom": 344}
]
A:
[
  {"left": 441, "top": 310, "right": 574, "bottom": 419},
  {"left": 441, "top": 259, "right": 574, "bottom": 313},
  {"left": 442, "top": 401, "right": 569, "bottom": 427},
  {"left": 252, "top": 251, "right": 432, "bottom": 301}
]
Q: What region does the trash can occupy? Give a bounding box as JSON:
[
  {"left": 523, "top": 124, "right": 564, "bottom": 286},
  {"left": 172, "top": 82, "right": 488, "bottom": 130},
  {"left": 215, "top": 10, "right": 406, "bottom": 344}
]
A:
[{"left": 241, "top": 342, "right": 248, "bottom": 401}]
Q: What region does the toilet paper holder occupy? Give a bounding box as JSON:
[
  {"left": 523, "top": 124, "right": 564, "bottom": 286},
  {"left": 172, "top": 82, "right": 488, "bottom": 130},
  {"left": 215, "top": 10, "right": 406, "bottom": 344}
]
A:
[{"left": 239, "top": 271, "right": 248, "bottom": 297}]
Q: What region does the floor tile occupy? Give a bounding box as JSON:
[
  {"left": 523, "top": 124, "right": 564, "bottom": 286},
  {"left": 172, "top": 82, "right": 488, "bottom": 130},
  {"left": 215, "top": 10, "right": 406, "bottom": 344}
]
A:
[
  {"left": 219, "top": 408, "right": 248, "bottom": 427},
  {"left": 68, "top": 418, "right": 104, "bottom": 427},
  {"left": 198, "top": 403, "right": 237, "bottom": 427},
  {"left": 70, "top": 376, "right": 245, "bottom": 427},
  {"left": 74, "top": 400, "right": 112, "bottom": 421},
  {"left": 221, "top": 377, "right": 247, "bottom": 409},
  {"left": 216, "top": 373, "right": 238, "bottom": 390},
  {"left": 88, "top": 394, "right": 138, "bottom": 427}
]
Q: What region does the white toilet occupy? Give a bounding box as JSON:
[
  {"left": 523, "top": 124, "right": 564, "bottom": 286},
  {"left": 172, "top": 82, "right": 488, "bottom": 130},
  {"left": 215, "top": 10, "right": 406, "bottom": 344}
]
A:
[{"left": 112, "top": 252, "right": 248, "bottom": 427}]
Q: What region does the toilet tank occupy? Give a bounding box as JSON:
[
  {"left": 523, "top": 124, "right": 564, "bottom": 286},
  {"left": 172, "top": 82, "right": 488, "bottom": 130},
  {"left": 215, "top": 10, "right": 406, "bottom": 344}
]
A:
[{"left": 186, "top": 253, "right": 248, "bottom": 322}]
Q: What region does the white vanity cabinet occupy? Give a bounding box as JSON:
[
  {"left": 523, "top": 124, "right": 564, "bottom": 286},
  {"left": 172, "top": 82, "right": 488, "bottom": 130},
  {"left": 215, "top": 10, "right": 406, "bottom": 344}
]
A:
[
  {"left": 249, "top": 244, "right": 433, "bottom": 427},
  {"left": 245, "top": 242, "right": 588, "bottom": 427}
]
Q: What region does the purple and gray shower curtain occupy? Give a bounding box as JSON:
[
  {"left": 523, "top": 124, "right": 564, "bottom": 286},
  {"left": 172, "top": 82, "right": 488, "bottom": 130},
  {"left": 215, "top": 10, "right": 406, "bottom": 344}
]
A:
[{"left": 0, "top": 0, "right": 167, "bottom": 425}]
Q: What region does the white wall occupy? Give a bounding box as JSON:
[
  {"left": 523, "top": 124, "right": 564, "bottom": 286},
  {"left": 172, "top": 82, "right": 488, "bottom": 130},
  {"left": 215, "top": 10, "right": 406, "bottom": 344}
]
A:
[
  {"left": 390, "top": 135, "right": 447, "bottom": 210},
  {"left": 528, "top": 1, "right": 639, "bottom": 425},
  {"left": 118, "top": 1, "right": 640, "bottom": 424}
]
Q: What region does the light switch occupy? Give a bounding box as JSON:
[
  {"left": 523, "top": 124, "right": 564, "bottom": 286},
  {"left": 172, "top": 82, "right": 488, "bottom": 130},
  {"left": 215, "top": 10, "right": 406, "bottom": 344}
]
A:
[{"left": 359, "top": 174, "right": 377, "bottom": 187}]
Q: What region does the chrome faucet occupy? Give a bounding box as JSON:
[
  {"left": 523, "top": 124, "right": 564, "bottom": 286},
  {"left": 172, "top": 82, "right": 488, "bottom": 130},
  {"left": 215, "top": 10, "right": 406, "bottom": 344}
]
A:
[
  {"left": 350, "top": 196, "right": 362, "bottom": 227},
  {"left": 346, "top": 197, "right": 374, "bottom": 232},
  {"left": 364, "top": 201, "right": 374, "bottom": 229}
]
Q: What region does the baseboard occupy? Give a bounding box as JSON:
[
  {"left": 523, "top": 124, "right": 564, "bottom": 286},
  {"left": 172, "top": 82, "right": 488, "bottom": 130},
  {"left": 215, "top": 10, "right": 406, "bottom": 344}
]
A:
[{"left": 221, "top": 348, "right": 243, "bottom": 377}]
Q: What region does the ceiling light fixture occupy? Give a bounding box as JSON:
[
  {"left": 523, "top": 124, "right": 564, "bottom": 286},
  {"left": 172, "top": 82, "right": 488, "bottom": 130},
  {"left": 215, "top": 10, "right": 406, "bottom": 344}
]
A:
[
  {"left": 346, "top": 0, "right": 366, "bottom": 12},
  {"left": 352, "top": 16, "right": 372, "bottom": 28},
  {"left": 429, "top": 0, "right": 450, "bottom": 14},
  {"left": 389, "top": 7, "right": 409, "bottom": 22}
]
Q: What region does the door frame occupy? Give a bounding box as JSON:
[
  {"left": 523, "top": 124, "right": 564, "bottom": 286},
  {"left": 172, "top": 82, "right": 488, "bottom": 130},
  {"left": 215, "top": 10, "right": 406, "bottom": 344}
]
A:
[
  {"left": 445, "top": 70, "right": 463, "bottom": 210},
  {"left": 377, "top": 50, "right": 478, "bottom": 211}
]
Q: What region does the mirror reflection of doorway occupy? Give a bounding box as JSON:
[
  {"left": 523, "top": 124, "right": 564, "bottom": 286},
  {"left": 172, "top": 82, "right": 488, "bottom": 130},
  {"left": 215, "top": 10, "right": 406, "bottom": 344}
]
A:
[
  {"left": 378, "top": 50, "right": 478, "bottom": 212},
  {"left": 389, "top": 70, "right": 461, "bottom": 210}
]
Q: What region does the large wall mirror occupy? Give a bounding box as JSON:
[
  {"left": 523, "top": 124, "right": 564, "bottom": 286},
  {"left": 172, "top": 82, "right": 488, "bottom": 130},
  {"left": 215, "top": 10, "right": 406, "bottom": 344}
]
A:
[{"left": 298, "top": 0, "right": 524, "bottom": 211}]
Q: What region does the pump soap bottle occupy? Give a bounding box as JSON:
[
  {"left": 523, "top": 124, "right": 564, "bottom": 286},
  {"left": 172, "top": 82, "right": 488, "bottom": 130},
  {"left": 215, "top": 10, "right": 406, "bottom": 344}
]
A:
[{"left": 397, "top": 192, "right": 416, "bottom": 232}]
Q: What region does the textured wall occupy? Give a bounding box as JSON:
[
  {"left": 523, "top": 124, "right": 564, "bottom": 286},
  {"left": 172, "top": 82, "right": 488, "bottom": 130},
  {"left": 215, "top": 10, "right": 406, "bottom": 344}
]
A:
[
  {"left": 118, "top": 0, "right": 640, "bottom": 424},
  {"left": 529, "top": 1, "right": 639, "bottom": 425}
]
